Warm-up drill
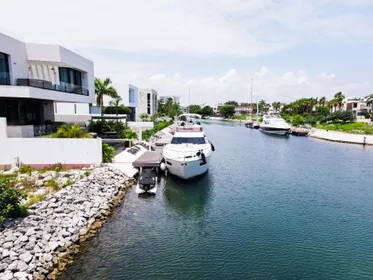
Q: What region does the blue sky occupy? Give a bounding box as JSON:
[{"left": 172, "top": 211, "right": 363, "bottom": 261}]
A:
[{"left": 1, "top": 0, "right": 373, "bottom": 105}]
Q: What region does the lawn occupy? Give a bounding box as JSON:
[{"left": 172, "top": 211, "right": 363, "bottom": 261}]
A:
[{"left": 316, "top": 122, "right": 373, "bottom": 135}]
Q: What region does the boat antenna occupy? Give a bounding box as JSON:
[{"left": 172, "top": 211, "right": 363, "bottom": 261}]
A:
[
  {"left": 250, "top": 78, "right": 253, "bottom": 120},
  {"left": 188, "top": 87, "right": 191, "bottom": 114}
]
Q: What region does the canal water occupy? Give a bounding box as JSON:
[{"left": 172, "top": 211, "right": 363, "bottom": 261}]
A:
[{"left": 62, "top": 121, "right": 373, "bottom": 280}]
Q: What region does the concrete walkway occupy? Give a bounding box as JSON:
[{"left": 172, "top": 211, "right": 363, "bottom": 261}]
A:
[{"left": 309, "top": 129, "right": 373, "bottom": 146}]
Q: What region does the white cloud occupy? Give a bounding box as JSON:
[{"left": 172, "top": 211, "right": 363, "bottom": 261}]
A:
[
  {"left": 95, "top": 58, "right": 371, "bottom": 105},
  {"left": 0, "top": 0, "right": 372, "bottom": 57}
]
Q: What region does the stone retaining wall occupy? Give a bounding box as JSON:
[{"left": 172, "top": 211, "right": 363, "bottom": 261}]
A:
[{"left": 0, "top": 167, "right": 133, "bottom": 280}]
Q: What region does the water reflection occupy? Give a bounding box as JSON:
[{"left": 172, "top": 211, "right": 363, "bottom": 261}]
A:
[{"left": 162, "top": 173, "right": 212, "bottom": 218}]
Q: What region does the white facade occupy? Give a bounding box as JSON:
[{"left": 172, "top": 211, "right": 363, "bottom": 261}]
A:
[
  {"left": 138, "top": 88, "right": 158, "bottom": 119},
  {"left": 0, "top": 32, "right": 95, "bottom": 136},
  {"left": 159, "top": 95, "right": 180, "bottom": 104}
]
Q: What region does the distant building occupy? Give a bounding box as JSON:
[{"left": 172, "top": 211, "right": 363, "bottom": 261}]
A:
[
  {"left": 159, "top": 95, "right": 180, "bottom": 104},
  {"left": 138, "top": 88, "right": 158, "bottom": 118},
  {"left": 343, "top": 98, "right": 367, "bottom": 118}
]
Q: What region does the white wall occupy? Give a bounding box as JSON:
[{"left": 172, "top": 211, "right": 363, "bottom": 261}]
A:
[
  {"left": 0, "top": 33, "right": 29, "bottom": 85},
  {"left": 0, "top": 138, "right": 102, "bottom": 165},
  {"left": 7, "top": 125, "right": 34, "bottom": 138},
  {"left": 0, "top": 118, "right": 7, "bottom": 138}
]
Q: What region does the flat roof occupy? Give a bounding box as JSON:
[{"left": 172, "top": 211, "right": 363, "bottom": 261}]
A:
[{"left": 132, "top": 151, "right": 163, "bottom": 168}]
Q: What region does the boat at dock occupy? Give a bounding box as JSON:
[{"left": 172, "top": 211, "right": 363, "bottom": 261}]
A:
[
  {"left": 260, "top": 113, "right": 291, "bottom": 136},
  {"left": 163, "top": 117, "right": 214, "bottom": 180}
]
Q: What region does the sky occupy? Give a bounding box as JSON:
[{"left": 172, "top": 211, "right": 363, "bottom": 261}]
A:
[{"left": 1, "top": 0, "right": 373, "bottom": 105}]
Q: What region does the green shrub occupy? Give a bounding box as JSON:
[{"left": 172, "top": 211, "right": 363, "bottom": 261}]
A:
[
  {"left": 0, "top": 176, "right": 28, "bottom": 224},
  {"left": 104, "top": 105, "right": 131, "bottom": 115},
  {"left": 121, "top": 129, "right": 138, "bottom": 140},
  {"left": 45, "top": 179, "right": 59, "bottom": 191},
  {"left": 88, "top": 120, "right": 126, "bottom": 134},
  {"left": 326, "top": 111, "right": 354, "bottom": 123},
  {"left": 292, "top": 115, "right": 305, "bottom": 126},
  {"left": 102, "top": 143, "right": 115, "bottom": 163},
  {"left": 19, "top": 165, "right": 32, "bottom": 175},
  {"left": 63, "top": 179, "right": 75, "bottom": 188},
  {"left": 304, "top": 116, "right": 317, "bottom": 125},
  {"left": 84, "top": 170, "right": 91, "bottom": 177}
]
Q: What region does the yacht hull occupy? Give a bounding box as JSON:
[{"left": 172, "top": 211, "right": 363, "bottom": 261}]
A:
[
  {"left": 260, "top": 127, "right": 290, "bottom": 136},
  {"left": 164, "top": 155, "right": 210, "bottom": 180}
]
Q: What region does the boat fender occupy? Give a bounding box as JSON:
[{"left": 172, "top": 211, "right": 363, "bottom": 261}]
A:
[
  {"left": 201, "top": 152, "right": 206, "bottom": 164},
  {"left": 160, "top": 162, "right": 166, "bottom": 171},
  {"left": 211, "top": 143, "right": 215, "bottom": 151},
  {"left": 196, "top": 151, "right": 201, "bottom": 157}
]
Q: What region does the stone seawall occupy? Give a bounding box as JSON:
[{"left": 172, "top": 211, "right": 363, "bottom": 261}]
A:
[{"left": 0, "top": 167, "right": 133, "bottom": 280}]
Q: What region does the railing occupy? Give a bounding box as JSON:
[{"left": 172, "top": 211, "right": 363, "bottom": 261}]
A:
[
  {"left": 16, "top": 78, "right": 89, "bottom": 96},
  {"left": 175, "top": 126, "right": 203, "bottom": 132}
]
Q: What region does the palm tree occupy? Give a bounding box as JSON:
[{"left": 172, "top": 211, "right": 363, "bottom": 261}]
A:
[
  {"left": 51, "top": 124, "right": 91, "bottom": 138},
  {"left": 272, "top": 102, "right": 281, "bottom": 112},
  {"left": 334, "top": 92, "right": 345, "bottom": 111},
  {"left": 319, "top": 96, "right": 326, "bottom": 106},
  {"left": 95, "top": 77, "right": 119, "bottom": 115},
  {"left": 109, "top": 96, "right": 123, "bottom": 115},
  {"left": 139, "top": 113, "right": 150, "bottom": 121},
  {"left": 164, "top": 98, "right": 174, "bottom": 116},
  {"left": 259, "top": 99, "right": 267, "bottom": 114},
  {"left": 366, "top": 94, "right": 373, "bottom": 113}
]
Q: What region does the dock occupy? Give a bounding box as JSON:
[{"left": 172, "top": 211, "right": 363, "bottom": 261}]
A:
[{"left": 291, "top": 127, "right": 310, "bottom": 136}]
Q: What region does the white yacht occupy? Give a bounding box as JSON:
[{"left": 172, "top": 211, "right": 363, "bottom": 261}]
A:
[
  {"left": 260, "top": 113, "right": 291, "bottom": 136},
  {"left": 163, "top": 118, "right": 214, "bottom": 179}
]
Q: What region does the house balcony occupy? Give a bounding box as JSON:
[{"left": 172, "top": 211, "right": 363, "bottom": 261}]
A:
[
  {"left": 17, "top": 78, "right": 89, "bottom": 96},
  {"left": 0, "top": 78, "right": 94, "bottom": 103}
]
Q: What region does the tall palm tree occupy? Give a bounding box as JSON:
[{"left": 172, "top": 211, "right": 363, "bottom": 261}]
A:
[
  {"left": 319, "top": 96, "right": 326, "bottom": 106},
  {"left": 95, "top": 77, "right": 119, "bottom": 115},
  {"left": 366, "top": 94, "right": 373, "bottom": 113},
  {"left": 334, "top": 92, "right": 345, "bottom": 111},
  {"left": 164, "top": 98, "right": 174, "bottom": 116}
]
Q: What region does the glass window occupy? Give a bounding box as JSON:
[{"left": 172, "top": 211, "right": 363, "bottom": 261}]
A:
[
  {"left": 129, "top": 91, "right": 135, "bottom": 103},
  {"left": 0, "top": 52, "right": 10, "bottom": 85},
  {"left": 171, "top": 137, "right": 206, "bottom": 144},
  {"left": 59, "top": 67, "right": 82, "bottom": 86}
]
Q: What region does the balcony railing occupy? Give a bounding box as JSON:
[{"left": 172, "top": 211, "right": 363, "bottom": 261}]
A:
[{"left": 16, "top": 78, "right": 89, "bottom": 96}]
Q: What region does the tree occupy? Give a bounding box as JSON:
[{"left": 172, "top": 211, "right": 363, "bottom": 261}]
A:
[
  {"left": 319, "top": 96, "right": 327, "bottom": 106},
  {"left": 272, "top": 102, "right": 281, "bottom": 112},
  {"left": 188, "top": 105, "right": 202, "bottom": 114},
  {"left": 219, "top": 105, "right": 235, "bottom": 118},
  {"left": 315, "top": 106, "right": 330, "bottom": 117},
  {"left": 170, "top": 103, "right": 182, "bottom": 118},
  {"left": 201, "top": 106, "right": 213, "bottom": 117},
  {"left": 51, "top": 124, "right": 92, "bottom": 138},
  {"left": 95, "top": 77, "right": 118, "bottom": 116},
  {"left": 259, "top": 99, "right": 270, "bottom": 113},
  {"left": 225, "top": 101, "right": 238, "bottom": 106},
  {"left": 157, "top": 99, "right": 165, "bottom": 115},
  {"left": 334, "top": 92, "right": 345, "bottom": 111},
  {"left": 104, "top": 105, "right": 131, "bottom": 115}
]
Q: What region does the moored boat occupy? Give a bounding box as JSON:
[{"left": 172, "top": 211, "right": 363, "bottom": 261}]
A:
[
  {"left": 163, "top": 119, "right": 214, "bottom": 179},
  {"left": 260, "top": 114, "right": 291, "bottom": 136}
]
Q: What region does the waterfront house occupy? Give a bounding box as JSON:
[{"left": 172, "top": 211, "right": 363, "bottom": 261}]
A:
[
  {"left": 138, "top": 88, "right": 158, "bottom": 119},
  {"left": 0, "top": 32, "right": 94, "bottom": 137},
  {"left": 343, "top": 98, "right": 368, "bottom": 119}
]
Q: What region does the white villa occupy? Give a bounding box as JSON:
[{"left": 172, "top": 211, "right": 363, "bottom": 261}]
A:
[{"left": 0, "top": 32, "right": 95, "bottom": 137}]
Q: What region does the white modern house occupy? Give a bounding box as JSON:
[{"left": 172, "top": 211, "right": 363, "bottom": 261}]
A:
[
  {"left": 0, "top": 32, "right": 94, "bottom": 137},
  {"left": 138, "top": 88, "right": 158, "bottom": 118},
  {"left": 342, "top": 98, "right": 368, "bottom": 118}
]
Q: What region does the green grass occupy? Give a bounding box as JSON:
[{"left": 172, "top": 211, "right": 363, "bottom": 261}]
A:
[
  {"left": 19, "top": 165, "right": 33, "bottom": 175},
  {"left": 316, "top": 122, "right": 373, "bottom": 135},
  {"left": 44, "top": 179, "right": 59, "bottom": 191},
  {"left": 228, "top": 115, "right": 248, "bottom": 120},
  {"left": 24, "top": 193, "right": 47, "bottom": 207}
]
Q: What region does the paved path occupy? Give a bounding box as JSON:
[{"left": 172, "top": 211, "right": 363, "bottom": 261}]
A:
[{"left": 309, "top": 129, "right": 373, "bottom": 146}]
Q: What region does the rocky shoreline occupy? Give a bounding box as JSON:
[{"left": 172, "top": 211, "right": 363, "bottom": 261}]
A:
[{"left": 0, "top": 167, "right": 133, "bottom": 280}]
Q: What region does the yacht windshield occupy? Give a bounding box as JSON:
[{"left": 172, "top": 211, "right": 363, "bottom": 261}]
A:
[{"left": 171, "top": 137, "right": 206, "bottom": 144}]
